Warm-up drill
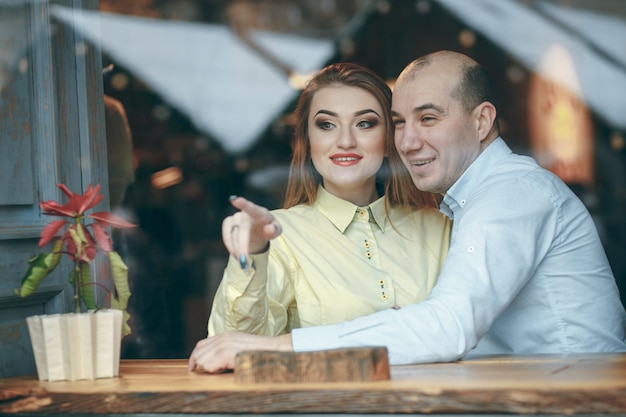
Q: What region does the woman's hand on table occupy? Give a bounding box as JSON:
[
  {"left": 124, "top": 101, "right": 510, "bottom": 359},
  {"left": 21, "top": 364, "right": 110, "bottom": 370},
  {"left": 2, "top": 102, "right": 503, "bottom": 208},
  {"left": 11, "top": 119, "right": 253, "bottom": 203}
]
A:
[
  {"left": 188, "top": 331, "right": 293, "bottom": 373},
  {"left": 223, "top": 196, "right": 283, "bottom": 271}
]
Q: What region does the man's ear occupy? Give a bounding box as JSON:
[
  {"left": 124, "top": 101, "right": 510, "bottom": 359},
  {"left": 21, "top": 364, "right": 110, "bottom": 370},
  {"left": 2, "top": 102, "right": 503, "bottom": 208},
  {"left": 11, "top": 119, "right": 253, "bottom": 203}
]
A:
[{"left": 475, "top": 102, "right": 497, "bottom": 142}]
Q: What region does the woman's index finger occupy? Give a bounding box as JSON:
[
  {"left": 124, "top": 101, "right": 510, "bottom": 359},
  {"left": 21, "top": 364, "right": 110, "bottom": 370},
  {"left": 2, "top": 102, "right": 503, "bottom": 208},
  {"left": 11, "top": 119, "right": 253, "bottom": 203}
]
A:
[{"left": 230, "top": 197, "right": 274, "bottom": 223}]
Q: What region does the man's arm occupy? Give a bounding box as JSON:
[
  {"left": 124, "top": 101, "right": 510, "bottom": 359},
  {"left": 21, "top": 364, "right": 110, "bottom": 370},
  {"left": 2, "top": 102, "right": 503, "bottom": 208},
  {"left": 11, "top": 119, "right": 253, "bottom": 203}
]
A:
[{"left": 293, "top": 178, "right": 555, "bottom": 364}]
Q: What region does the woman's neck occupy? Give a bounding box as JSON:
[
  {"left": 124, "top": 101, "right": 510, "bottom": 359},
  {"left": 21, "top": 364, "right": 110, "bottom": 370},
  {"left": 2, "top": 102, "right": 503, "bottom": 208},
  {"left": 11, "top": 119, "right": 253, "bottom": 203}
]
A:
[{"left": 322, "top": 182, "right": 379, "bottom": 207}]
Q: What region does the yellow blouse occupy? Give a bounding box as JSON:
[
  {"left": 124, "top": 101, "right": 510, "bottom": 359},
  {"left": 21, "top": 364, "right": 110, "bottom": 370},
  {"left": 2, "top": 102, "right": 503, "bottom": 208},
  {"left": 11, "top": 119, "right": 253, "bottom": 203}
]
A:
[{"left": 208, "top": 186, "right": 451, "bottom": 336}]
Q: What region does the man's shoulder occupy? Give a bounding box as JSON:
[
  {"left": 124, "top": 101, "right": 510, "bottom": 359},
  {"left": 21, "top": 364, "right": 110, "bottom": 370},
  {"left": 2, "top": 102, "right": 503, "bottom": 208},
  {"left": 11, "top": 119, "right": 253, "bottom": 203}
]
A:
[
  {"left": 461, "top": 154, "right": 558, "bottom": 207},
  {"left": 486, "top": 151, "right": 565, "bottom": 191}
]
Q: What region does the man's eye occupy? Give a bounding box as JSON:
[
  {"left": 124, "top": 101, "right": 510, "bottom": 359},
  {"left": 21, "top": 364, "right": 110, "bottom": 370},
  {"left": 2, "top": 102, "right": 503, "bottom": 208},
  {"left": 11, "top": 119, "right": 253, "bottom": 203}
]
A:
[{"left": 393, "top": 119, "right": 405, "bottom": 128}]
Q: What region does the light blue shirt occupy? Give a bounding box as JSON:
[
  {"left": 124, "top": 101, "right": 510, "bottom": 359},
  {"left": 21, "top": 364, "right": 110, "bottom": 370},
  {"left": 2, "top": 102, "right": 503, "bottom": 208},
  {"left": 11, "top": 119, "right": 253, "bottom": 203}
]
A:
[{"left": 292, "top": 138, "right": 626, "bottom": 364}]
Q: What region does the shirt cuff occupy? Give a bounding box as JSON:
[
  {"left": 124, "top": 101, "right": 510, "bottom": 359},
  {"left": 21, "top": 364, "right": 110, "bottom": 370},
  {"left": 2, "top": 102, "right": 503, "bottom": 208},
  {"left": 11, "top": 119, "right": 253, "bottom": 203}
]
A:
[{"left": 226, "top": 251, "right": 270, "bottom": 293}]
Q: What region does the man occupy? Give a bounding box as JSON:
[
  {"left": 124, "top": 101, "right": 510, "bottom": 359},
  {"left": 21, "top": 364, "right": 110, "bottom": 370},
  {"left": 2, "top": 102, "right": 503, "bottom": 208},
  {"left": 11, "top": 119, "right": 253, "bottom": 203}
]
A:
[{"left": 189, "top": 51, "right": 626, "bottom": 373}]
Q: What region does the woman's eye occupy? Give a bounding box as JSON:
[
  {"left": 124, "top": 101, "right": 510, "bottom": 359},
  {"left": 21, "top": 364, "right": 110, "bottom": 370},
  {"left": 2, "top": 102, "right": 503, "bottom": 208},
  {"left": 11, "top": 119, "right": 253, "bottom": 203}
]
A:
[
  {"left": 316, "top": 121, "right": 335, "bottom": 130},
  {"left": 356, "top": 119, "right": 378, "bottom": 129}
]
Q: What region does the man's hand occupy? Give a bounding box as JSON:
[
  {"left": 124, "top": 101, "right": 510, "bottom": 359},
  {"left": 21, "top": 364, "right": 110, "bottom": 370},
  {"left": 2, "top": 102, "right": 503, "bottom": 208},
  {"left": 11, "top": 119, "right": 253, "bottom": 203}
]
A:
[{"left": 188, "top": 332, "right": 294, "bottom": 373}]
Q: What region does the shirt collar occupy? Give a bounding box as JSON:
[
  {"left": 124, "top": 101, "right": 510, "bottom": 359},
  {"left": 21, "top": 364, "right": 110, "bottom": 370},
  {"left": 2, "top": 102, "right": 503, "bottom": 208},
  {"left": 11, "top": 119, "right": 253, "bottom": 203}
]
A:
[
  {"left": 368, "top": 195, "right": 388, "bottom": 231},
  {"left": 441, "top": 137, "right": 511, "bottom": 219},
  {"left": 314, "top": 185, "right": 386, "bottom": 233}
]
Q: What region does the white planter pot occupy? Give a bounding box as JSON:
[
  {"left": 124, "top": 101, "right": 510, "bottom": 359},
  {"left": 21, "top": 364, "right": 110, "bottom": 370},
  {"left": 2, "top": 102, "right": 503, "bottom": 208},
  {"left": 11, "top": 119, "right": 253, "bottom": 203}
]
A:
[{"left": 26, "top": 309, "right": 123, "bottom": 381}]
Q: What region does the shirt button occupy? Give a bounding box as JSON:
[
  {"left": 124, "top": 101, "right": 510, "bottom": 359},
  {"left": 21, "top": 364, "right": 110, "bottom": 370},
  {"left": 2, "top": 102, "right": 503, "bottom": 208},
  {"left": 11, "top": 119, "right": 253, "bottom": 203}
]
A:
[
  {"left": 460, "top": 199, "right": 466, "bottom": 206},
  {"left": 365, "top": 251, "right": 372, "bottom": 259},
  {"left": 358, "top": 210, "right": 366, "bottom": 217},
  {"left": 381, "top": 293, "right": 388, "bottom": 300},
  {"left": 364, "top": 240, "right": 370, "bottom": 248},
  {"left": 467, "top": 246, "right": 475, "bottom": 253}
]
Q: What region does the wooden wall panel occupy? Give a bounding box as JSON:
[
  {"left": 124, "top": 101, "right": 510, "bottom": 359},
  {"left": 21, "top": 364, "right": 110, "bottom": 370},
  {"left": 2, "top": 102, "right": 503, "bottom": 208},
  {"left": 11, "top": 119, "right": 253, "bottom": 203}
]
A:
[{"left": 0, "top": 0, "right": 107, "bottom": 378}]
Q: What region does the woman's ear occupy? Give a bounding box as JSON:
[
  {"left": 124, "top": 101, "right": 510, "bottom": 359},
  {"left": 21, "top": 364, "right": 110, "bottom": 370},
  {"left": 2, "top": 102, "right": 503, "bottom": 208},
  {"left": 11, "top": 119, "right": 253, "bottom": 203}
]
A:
[{"left": 475, "top": 101, "right": 497, "bottom": 142}]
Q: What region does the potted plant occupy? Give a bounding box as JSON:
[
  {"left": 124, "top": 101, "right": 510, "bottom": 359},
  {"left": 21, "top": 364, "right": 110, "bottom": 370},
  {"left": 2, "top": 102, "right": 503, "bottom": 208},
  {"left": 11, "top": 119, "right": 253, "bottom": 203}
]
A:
[{"left": 17, "top": 183, "right": 136, "bottom": 381}]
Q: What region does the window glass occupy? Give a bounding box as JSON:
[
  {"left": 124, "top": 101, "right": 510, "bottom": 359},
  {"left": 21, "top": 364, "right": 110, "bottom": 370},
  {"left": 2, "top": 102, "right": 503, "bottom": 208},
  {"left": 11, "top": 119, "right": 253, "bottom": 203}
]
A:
[{"left": 7, "top": 0, "right": 625, "bottom": 360}]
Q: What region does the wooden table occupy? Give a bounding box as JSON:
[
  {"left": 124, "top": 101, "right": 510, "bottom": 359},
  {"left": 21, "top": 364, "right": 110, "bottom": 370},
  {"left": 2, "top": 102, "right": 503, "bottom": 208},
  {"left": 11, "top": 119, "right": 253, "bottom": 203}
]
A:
[{"left": 1, "top": 353, "right": 626, "bottom": 415}]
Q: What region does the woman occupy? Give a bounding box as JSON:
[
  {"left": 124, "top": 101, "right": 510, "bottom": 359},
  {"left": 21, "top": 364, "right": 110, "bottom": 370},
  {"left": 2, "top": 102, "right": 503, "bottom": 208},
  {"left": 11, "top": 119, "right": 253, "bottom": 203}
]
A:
[{"left": 208, "top": 62, "right": 451, "bottom": 336}]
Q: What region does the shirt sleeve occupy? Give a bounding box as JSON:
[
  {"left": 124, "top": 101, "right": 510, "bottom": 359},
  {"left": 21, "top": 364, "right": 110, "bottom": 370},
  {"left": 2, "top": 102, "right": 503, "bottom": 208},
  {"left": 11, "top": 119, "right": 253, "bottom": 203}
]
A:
[
  {"left": 293, "top": 177, "right": 557, "bottom": 364},
  {"left": 208, "top": 241, "right": 296, "bottom": 336}
]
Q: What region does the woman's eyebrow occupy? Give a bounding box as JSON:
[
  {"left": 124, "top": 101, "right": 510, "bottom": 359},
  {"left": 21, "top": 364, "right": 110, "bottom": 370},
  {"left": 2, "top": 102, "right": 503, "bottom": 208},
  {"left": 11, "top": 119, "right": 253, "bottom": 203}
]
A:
[
  {"left": 354, "top": 109, "right": 380, "bottom": 117},
  {"left": 314, "top": 109, "right": 381, "bottom": 117},
  {"left": 313, "top": 109, "right": 337, "bottom": 117}
]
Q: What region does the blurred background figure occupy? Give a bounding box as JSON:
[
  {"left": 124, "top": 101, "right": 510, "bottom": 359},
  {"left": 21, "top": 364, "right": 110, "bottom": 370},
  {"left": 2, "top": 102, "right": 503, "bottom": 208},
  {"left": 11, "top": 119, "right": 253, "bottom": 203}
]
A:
[{"left": 104, "top": 93, "right": 136, "bottom": 208}]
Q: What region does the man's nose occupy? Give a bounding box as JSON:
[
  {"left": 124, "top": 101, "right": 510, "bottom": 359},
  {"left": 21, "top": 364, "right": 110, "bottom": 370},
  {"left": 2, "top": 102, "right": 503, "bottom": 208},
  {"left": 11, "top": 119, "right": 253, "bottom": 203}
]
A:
[{"left": 396, "top": 126, "right": 423, "bottom": 153}]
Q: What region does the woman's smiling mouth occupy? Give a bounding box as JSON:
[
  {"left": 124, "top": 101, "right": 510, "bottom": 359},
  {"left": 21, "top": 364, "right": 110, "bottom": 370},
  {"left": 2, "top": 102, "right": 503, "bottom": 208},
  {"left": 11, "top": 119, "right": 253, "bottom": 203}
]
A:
[{"left": 330, "top": 154, "right": 362, "bottom": 165}]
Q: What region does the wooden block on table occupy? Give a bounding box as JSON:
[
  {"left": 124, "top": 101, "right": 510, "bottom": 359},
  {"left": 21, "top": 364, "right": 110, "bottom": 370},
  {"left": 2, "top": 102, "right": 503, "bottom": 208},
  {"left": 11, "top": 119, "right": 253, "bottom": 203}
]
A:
[{"left": 234, "top": 346, "right": 390, "bottom": 384}]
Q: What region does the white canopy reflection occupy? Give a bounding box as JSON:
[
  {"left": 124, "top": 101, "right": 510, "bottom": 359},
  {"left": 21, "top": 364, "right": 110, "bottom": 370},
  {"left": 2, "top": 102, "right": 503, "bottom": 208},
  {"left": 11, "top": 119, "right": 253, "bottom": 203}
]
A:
[
  {"left": 434, "top": 0, "right": 626, "bottom": 131},
  {"left": 52, "top": 6, "right": 335, "bottom": 153}
]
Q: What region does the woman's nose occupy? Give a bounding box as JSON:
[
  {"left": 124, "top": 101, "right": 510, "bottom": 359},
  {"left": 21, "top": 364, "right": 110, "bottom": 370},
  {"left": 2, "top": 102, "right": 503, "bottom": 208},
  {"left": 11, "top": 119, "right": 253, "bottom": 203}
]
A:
[{"left": 337, "top": 128, "right": 357, "bottom": 148}]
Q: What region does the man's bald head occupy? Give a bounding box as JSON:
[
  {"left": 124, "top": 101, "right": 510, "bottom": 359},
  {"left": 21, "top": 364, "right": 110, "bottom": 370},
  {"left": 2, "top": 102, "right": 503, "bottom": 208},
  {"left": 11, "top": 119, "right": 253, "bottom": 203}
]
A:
[{"left": 397, "top": 51, "right": 499, "bottom": 126}]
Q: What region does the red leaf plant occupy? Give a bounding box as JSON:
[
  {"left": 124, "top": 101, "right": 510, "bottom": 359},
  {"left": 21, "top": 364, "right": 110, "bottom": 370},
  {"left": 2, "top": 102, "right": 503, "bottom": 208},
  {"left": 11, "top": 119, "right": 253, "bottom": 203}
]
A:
[{"left": 17, "top": 184, "right": 136, "bottom": 336}]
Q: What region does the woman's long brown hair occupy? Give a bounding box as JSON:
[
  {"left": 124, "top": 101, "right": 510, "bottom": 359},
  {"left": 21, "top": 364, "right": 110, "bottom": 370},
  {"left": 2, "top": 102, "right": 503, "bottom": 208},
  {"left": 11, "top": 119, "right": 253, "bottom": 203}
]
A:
[{"left": 283, "top": 62, "right": 437, "bottom": 210}]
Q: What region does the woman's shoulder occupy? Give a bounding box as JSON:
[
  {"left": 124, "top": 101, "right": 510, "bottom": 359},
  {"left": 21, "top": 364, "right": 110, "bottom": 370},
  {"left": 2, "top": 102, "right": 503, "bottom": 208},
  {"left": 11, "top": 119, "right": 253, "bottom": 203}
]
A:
[
  {"left": 271, "top": 204, "right": 317, "bottom": 222},
  {"left": 390, "top": 204, "right": 443, "bottom": 218},
  {"left": 390, "top": 205, "right": 450, "bottom": 228}
]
